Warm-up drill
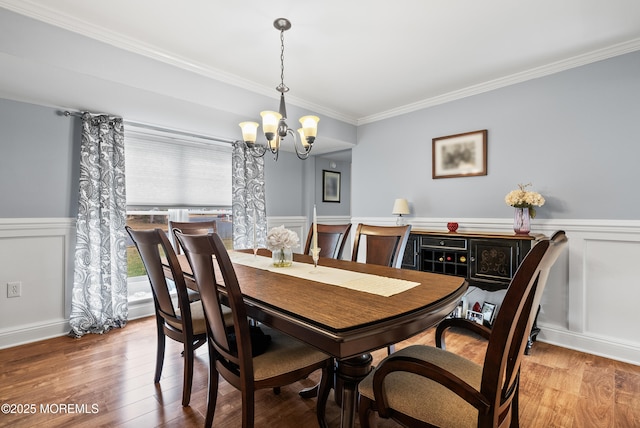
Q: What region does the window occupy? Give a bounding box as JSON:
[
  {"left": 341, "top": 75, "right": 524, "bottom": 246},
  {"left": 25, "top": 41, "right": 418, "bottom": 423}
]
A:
[{"left": 124, "top": 125, "right": 233, "bottom": 302}]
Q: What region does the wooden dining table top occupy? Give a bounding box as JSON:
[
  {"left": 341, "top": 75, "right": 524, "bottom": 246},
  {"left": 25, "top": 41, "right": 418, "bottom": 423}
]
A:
[{"left": 171, "top": 249, "right": 468, "bottom": 360}]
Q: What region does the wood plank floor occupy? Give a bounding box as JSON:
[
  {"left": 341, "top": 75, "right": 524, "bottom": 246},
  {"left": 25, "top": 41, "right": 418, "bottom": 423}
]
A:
[{"left": 1, "top": 316, "right": 639, "bottom": 427}]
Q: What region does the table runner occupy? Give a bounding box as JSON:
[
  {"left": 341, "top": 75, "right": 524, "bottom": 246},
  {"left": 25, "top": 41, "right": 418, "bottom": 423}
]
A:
[{"left": 228, "top": 251, "right": 419, "bottom": 297}]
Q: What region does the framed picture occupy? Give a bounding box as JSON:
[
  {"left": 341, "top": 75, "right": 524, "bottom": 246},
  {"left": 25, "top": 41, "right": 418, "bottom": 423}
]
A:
[
  {"left": 322, "top": 170, "right": 341, "bottom": 202},
  {"left": 432, "top": 129, "right": 487, "bottom": 179},
  {"left": 481, "top": 302, "right": 497, "bottom": 326},
  {"left": 466, "top": 310, "right": 484, "bottom": 325}
]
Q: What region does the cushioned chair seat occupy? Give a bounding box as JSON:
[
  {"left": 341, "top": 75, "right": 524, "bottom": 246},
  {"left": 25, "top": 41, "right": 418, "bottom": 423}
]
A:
[
  {"left": 358, "top": 345, "right": 482, "bottom": 427},
  {"left": 252, "top": 327, "right": 330, "bottom": 381},
  {"left": 169, "top": 302, "right": 233, "bottom": 334}
]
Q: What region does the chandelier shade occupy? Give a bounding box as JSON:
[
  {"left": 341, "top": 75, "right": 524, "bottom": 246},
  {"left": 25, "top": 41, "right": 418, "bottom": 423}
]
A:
[{"left": 239, "top": 18, "right": 319, "bottom": 161}]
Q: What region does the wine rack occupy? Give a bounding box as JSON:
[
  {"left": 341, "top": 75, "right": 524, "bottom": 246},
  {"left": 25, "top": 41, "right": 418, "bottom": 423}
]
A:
[{"left": 420, "top": 236, "right": 468, "bottom": 278}]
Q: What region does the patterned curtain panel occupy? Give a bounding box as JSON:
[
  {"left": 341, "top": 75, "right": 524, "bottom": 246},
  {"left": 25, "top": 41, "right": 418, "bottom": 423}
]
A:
[
  {"left": 232, "top": 142, "right": 267, "bottom": 249},
  {"left": 69, "top": 113, "right": 128, "bottom": 337}
]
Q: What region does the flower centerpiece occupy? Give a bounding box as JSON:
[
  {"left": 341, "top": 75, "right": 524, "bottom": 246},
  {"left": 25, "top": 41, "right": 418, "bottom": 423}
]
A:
[
  {"left": 266, "top": 225, "right": 299, "bottom": 267},
  {"left": 504, "top": 183, "right": 545, "bottom": 235}
]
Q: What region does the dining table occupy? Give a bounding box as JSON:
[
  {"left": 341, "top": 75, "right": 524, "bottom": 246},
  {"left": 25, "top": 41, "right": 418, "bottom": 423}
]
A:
[{"left": 169, "top": 248, "right": 467, "bottom": 428}]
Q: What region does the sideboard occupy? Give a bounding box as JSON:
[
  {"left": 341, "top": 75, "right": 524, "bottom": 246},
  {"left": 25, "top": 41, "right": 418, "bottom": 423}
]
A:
[
  {"left": 402, "top": 229, "right": 545, "bottom": 352},
  {"left": 402, "top": 229, "right": 543, "bottom": 291}
]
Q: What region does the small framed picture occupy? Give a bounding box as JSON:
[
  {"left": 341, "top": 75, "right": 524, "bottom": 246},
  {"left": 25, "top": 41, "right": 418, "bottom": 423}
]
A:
[
  {"left": 449, "top": 302, "right": 464, "bottom": 318},
  {"left": 481, "top": 302, "right": 497, "bottom": 326},
  {"left": 432, "top": 129, "right": 487, "bottom": 179},
  {"left": 322, "top": 170, "right": 341, "bottom": 202},
  {"left": 466, "top": 310, "right": 484, "bottom": 325}
]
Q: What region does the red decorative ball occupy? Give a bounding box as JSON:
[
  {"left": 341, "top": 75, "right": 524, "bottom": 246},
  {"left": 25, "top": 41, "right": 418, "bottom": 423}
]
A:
[{"left": 447, "top": 222, "right": 458, "bottom": 232}]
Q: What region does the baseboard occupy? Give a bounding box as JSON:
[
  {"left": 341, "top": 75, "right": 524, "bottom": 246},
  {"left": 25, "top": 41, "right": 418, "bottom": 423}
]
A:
[
  {"left": 0, "top": 318, "right": 70, "bottom": 350},
  {"left": 128, "top": 299, "right": 155, "bottom": 320},
  {"left": 537, "top": 324, "right": 640, "bottom": 366}
]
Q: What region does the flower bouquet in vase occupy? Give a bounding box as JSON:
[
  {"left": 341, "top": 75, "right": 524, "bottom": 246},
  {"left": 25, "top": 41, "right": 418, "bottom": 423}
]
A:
[
  {"left": 266, "top": 225, "right": 299, "bottom": 267},
  {"left": 504, "top": 183, "right": 545, "bottom": 235}
]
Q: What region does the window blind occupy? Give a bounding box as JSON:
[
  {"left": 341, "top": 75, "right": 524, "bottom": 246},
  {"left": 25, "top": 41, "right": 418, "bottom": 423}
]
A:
[{"left": 124, "top": 126, "right": 232, "bottom": 208}]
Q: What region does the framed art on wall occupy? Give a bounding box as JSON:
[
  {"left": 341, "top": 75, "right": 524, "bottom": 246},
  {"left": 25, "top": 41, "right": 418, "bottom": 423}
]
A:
[
  {"left": 322, "top": 170, "right": 341, "bottom": 202},
  {"left": 432, "top": 129, "right": 487, "bottom": 179}
]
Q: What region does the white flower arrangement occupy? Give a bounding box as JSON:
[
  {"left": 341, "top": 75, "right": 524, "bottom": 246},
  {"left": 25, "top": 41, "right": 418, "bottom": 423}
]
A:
[
  {"left": 505, "top": 183, "right": 545, "bottom": 218},
  {"left": 266, "top": 225, "right": 300, "bottom": 251}
]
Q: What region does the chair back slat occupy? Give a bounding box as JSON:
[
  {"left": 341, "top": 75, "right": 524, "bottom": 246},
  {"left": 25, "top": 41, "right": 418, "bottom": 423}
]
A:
[
  {"left": 304, "top": 223, "right": 352, "bottom": 259},
  {"left": 170, "top": 220, "right": 217, "bottom": 254},
  {"left": 351, "top": 224, "right": 411, "bottom": 268}
]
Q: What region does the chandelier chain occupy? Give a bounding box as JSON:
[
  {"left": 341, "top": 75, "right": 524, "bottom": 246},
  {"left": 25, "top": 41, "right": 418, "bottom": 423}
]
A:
[{"left": 277, "top": 28, "right": 289, "bottom": 93}]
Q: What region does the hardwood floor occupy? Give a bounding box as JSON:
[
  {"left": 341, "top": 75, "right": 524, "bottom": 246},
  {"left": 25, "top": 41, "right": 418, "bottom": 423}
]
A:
[{"left": 1, "top": 316, "right": 639, "bottom": 427}]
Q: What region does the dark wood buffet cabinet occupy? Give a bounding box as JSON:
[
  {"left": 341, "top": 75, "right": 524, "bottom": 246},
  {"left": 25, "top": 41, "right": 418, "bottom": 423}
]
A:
[
  {"left": 402, "top": 229, "right": 543, "bottom": 291},
  {"left": 402, "top": 229, "right": 545, "bottom": 352}
]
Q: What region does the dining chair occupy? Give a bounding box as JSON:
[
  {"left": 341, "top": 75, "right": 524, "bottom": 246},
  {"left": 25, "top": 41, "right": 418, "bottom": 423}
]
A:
[
  {"left": 169, "top": 220, "right": 217, "bottom": 254},
  {"left": 304, "top": 223, "right": 352, "bottom": 259},
  {"left": 357, "top": 232, "right": 568, "bottom": 428},
  {"left": 430, "top": 230, "right": 568, "bottom": 427},
  {"left": 125, "top": 226, "right": 207, "bottom": 407},
  {"left": 351, "top": 223, "right": 411, "bottom": 354},
  {"left": 175, "top": 231, "right": 334, "bottom": 428},
  {"left": 351, "top": 223, "right": 411, "bottom": 269}
]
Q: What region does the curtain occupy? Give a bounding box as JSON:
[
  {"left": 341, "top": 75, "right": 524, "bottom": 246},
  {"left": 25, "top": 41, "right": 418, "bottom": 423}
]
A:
[
  {"left": 69, "top": 113, "right": 128, "bottom": 337},
  {"left": 232, "top": 142, "right": 267, "bottom": 249}
]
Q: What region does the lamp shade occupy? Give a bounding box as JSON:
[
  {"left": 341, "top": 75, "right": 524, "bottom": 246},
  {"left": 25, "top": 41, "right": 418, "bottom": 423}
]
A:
[
  {"left": 392, "top": 198, "right": 410, "bottom": 215},
  {"left": 239, "top": 121, "right": 259, "bottom": 144},
  {"left": 260, "top": 111, "right": 282, "bottom": 137},
  {"left": 299, "top": 115, "right": 319, "bottom": 139}
]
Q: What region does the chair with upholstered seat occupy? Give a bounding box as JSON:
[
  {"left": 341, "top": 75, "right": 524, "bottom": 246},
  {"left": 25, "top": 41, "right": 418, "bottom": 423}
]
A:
[
  {"left": 125, "top": 226, "right": 207, "bottom": 407},
  {"left": 358, "top": 231, "right": 568, "bottom": 428},
  {"left": 304, "top": 223, "right": 352, "bottom": 259},
  {"left": 175, "top": 231, "right": 334, "bottom": 428},
  {"left": 351, "top": 223, "right": 411, "bottom": 354},
  {"left": 351, "top": 223, "right": 411, "bottom": 269}
]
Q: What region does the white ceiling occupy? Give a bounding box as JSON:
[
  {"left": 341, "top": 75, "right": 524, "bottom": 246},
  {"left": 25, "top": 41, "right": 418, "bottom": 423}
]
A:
[{"left": 2, "top": 0, "right": 640, "bottom": 127}]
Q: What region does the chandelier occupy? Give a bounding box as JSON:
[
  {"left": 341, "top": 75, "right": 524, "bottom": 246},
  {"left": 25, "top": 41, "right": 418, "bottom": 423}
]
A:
[{"left": 239, "top": 18, "right": 319, "bottom": 161}]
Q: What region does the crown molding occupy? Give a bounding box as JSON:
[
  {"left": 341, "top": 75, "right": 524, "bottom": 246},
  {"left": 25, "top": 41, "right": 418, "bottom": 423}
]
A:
[
  {"left": 358, "top": 38, "right": 640, "bottom": 125},
  {"left": 0, "top": 0, "right": 358, "bottom": 125},
  {"left": 2, "top": 1, "right": 639, "bottom": 127}
]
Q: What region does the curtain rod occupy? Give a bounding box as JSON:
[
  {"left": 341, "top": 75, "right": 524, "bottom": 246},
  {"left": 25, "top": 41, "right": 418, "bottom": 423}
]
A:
[{"left": 61, "top": 110, "right": 236, "bottom": 145}]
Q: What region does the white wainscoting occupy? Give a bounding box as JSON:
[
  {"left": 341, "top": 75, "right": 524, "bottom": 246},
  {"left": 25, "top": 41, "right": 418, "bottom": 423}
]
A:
[
  {"left": 4, "top": 216, "right": 640, "bottom": 365},
  {"left": 0, "top": 218, "right": 75, "bottom": 349},
  {"left": 352, "top": 216, "right": 640, "bottom": 365}
]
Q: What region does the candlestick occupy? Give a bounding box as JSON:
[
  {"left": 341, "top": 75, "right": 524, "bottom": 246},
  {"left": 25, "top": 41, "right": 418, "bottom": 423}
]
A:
[
  {"left": 253, "top": 207, "right": 257, "bottom": 257},
  {"left": 313, "top": 205, "right": 318, "bottom": 253},
  {"left": 312, "top": 205, "right": 319, "bottom": 267}
]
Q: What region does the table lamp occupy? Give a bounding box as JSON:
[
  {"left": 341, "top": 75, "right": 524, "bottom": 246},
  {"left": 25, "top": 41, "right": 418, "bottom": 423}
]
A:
[{"left": 392, "top": 198, "right": 410, "bottom": 225}]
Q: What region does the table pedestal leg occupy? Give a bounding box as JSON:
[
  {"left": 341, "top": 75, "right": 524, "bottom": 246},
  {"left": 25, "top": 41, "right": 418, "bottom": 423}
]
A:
[{"left": 336, "top": 353, "right": 373, "bottom": 428}]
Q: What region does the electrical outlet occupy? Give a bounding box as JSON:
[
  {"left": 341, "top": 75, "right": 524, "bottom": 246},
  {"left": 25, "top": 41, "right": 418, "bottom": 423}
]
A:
[{"left": 7, "top": 281, "right": 21, "bottom": 298}]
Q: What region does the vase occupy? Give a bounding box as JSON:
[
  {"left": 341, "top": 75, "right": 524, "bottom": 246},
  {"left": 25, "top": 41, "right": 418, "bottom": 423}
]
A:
[
  {"left": 513, "top": 207, "right": 531, "bottom": 235},
  {"left": 272, "top": 247, "right": 293, "bottom": 267}
]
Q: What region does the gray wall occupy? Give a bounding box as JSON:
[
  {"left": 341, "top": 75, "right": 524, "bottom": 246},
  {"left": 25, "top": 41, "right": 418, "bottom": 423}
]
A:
[
  {"left": 353, "top": 50, "right": 640, "bottom": 220},
  {"left": 0, "top": 98, "right": 345, "bottom": 222},
  {"left": 315, "top": 156, "right": 351, "bottom": 217},
  {"left": 264, "top": 152, "right": 351, "bottom": 218},
  {"left": 264, "top": 150, "right": 308, "bottom": 216},
  {"left": 0, "top": 99, "right": 80, "bottom": 218}
]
